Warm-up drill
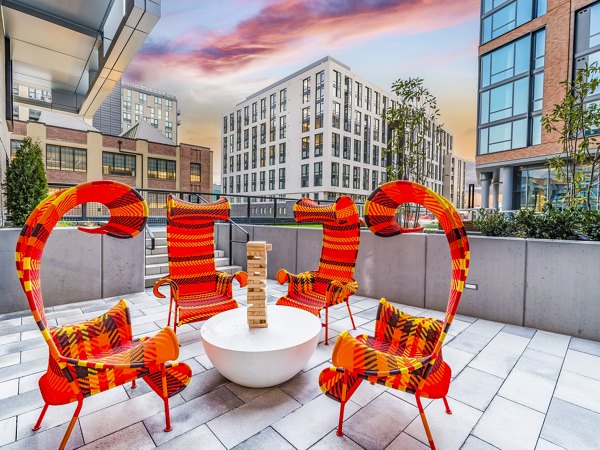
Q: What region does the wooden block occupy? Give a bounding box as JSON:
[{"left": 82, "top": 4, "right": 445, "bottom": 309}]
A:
[{"left": 265, "top": 244, "right": 272, "bottom": 251}]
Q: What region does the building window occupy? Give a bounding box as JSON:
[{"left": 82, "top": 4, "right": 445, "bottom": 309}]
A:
[
  {"left": 251, "top": 173, "right": 257, "bottom": 191},
  {"left": 331, "top": 162, "right": 340, "bottom": 187},
  {"left": 333, "top": 70, "right": 342, "bottom": 98},
  {"left": 303, "top": 77, "right": 311, "bottom": 103},
  {"left": 302, "top": 137, "right": 310, "bottom": 159},
  {"left": 353, "top": 167, "right": 361, "bottom": 189},
  {"left": 244, "top": 152, "right": 249, "bottom": 170},
  {"left": 372, "top": 145, "right": 379, "bottom": 166},
  {"left": 280, "top": 89, "right": 287, "bottom": 112},
  {"left": 148, "top": 157, "right": 176, "bottom": 180},
  {"left": 314, "top": 162, "right": 323, "bottom": 186},
  {"left": 102, "top": 152, "right": 136, "bottom": 176},
  {"left": 354, "top": 110, "right": 362, "bottom": 135},
  {"left": 332, "top": 102, "right": 341, "bottom": 129},
  {"left": 343, "top": 137, "right": 351, "bottom": 159},
  {"left": 252, "top": 149, "right": 257, "bottom": 169},
  {"left": 139, "top": 92, "right": 147, "bottom": 104},
  {"left": 229, "top": 113, "right": 235, "bottom": 132},
  {"left": 301, "top": 164, "right": 309, "bottom": 187},
  {"left": 315, "top": 133, "right": 323, "bottom": 157},
  {"left": 46, "top": 145, "right": 87, "bottom": 172},
  {"left": 243, "top": 173, "right": 248, "bottom": 192},
  {"left": 190, "top": 163, "right": 201, "bottom": 183},
  {"left": 279, "top": 168, "right": 286, "bottom": 189},
  {"left": 354, "top": 140, "right": 361, "bottom": 162},
  {"left": 236, "top": 175, "right": 241, "bottom": 193},
  {"left": 279, "top": 115, "right": 286, "bottom": 139},
  {"left": 244, "top": 129, "right": 249, "bottom": 149},
  {"left": 332, "top": 133, "right": 340, "bottom": 157},
  {"left": 260, "top": 98, "right": 266, "bottom": 120},
  {"left": 302, "top": 107, "right": 310, "bottom": 132},
  {"left": 478, "top": 28, "right": 546, "bottom": 154},
  {"left": 165, "top": 99, "right": 173, "bottom": 110},
  {"left": 10, "top": 140, "right": 22, "bottom": 160},
  {"left": 123, "top": 112, "right": 131, "bottom": 123},
  {"left": 260, "top": 171, "right": 266, "bottom": 190},
  {"left": 269, "top": 145, "right": 276, "bottom": 165},
  {"left": 260, "top": 123, "right": 266, "bottom": 144},
  {"left": 268, "top": 169, "right": 275, "bottom": 190},
  {"left": 481, "top": 0, "right": 546, "bottom": 44},
  {"left": 279, "top": 143, "right": 286, "bottom": 163},
  {"left": 236, "top": 154, "right": 241, "bottom": 171},
  {"left": 315, "top": 100, "right": 324, "bottom": 129},
  {"left": 150, "top": 118, "right": 158, "bottom": 128},
  {"left": 252, "top": 102, "right": 258, "bottom": 122},
  {"left": 244, "top": 106, "right": 249, "bottom": 126},
  {"left": 363, "top": 168, "right": 370, "bottom": 190},
  {"left": 260, "top": 148, "right": 266, "bottom": 167},
  {"left": 372, "top": 170, "right": 379, "bottom": 190},
  {"left": 342, "top": 164, "right": 350, "bottom": 188},
  {"left": 355, "top": 82, "right": 363, "bottom": 107}
]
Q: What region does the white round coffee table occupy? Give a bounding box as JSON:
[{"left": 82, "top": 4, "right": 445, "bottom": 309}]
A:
[{"left": 200, "top": 305, "right": 322, "bottom": 388}]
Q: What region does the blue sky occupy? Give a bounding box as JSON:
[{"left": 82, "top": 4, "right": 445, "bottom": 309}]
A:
[{"left": 126, "top": 0, "right": 480, "bottom": 179}]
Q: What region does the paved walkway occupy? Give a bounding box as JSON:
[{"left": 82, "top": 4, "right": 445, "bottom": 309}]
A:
[{"left": 0, "top": 280, "right": 599, "bottom": 449}]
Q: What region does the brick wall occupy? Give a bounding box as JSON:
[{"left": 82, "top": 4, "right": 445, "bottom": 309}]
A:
[
  {"left": 46, "top": 169, "right": 87, "bottom": 185},
  {"left": 148, "top": 142, "right": 176, "bottom": 157},
  {"left": 148, "top": 179, "right": 177, "bottom": 190},
  {"left": 46, "top": 126, "right": 87, "bottom": 145},
  {"left": 13, "top": 121, "right": 26, "bottom": 136},
  {"left": 102, "top": 174, "right": 136, "bottom": 187},
  {"left": 179, "top": 144, "right": 211, "bottom": 194},
  {"left": 102, "top": 135, "right": 136, "bottom": 151}
]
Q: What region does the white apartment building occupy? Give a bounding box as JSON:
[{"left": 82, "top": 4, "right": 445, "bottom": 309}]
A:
[
  {"left": 221, "top": 56, "right": 455, "bottom": 204},
  {"left": 443, "top": 154, "right": 468, "bottom": 209}
]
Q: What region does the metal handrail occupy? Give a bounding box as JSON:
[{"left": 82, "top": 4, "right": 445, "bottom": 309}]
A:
[{"left": 145, "top": 224, "right": 155, "bottom": 251}]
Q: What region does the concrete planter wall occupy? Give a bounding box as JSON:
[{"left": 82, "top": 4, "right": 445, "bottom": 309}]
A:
[
  {"left": 0, "top": 228, "right": 145, "bottom": 314},
  {"left": 217, "top": 224, "right": 600, "bottom": 341}
]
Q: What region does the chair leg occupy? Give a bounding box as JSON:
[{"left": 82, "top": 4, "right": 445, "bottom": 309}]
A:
[
  {"left": 58, "top": 397, "right": 83, "bottom": 450},
  {"left": 131, "top": 379, "right": 137, "bottom": 389},
  {"left": 324, "top": 304, "right": 329, "bottom": 345},
  {"left": 32, "top": 403, "right": 49, "bottom": 431},
  {"left": 167, "top": 297, "right": 173, "bottom": 327},
  {"left": 416, "top": 394, "right": 436, "bottom": 450},
  {"left": 345, "top": 299, "right": 356, "bottom": 330},
  {"left": 336, "top": 371, "right": 350, "bottom": 437},
  {"left": 161, "top": 364, "right": 172, "bottom": 432},
  {"left": 443, "top": 396, "right": 452, "bottom": 414}
]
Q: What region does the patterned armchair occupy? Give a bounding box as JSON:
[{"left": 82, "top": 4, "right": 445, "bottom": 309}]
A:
[
  {"left": 319, "top": 181, "right": 470, "bottom": 450},
  {"left": 153, "top": 196, "right": 247, "bottom": 333},
  {"left": 276, "top": 196, "right": 360, "bottom": 345},
  {"left": 16, "top": 181, "right": 191, "bottom": 450}
]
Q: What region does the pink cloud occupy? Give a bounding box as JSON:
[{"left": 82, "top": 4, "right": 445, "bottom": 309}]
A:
[{"left": 135, "top": 0, "right": 479, "bottom": 75}]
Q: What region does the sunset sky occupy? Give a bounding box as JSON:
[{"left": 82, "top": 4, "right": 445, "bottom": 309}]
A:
[{"left": 126, "top": 0, "right": 480, "bottom": 182}]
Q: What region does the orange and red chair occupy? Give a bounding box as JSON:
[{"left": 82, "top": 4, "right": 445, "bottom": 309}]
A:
[
  {"left": 276, "top": 196, "right": 360, "bottom": 345},
  {"left": 319, "top": 181, "right": 470, "bottom": 450},
  {"left": 16, "top": 181, "right": 191, "bottom": 450},
  {"left": 153, "top": 195, "right": 247, "bottom": 333}
]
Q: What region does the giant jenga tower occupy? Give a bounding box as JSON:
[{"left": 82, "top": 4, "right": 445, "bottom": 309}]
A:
[{"left": 246, "top": 241, "right": 272, "bottom": 328}]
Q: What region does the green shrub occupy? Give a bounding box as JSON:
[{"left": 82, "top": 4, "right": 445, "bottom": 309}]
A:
[
  {"left": 473, "top": 209, "right": 515, "bottom": 237},
  {"left": 3, "top": 137, "right": 48, "bottom": 227},
  {"left": 581, "top": 210, "right": 600, "bottom": 241}
]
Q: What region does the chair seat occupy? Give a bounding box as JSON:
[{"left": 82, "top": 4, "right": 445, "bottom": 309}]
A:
[
  {"left": 177, "top": 291, "right": 238, "bottom": 324},
  {"left": 276, "top": 288, "right": 327, "bottom": 316}
]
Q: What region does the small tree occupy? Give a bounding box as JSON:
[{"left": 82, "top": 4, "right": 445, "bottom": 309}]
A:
[
  {"left": 541, "top": 64, "right": 600, "bottom": 209},
  {"left": 382, "top": 77, "right": 442, "bottom": 227},
  {"left": 3, "top": 137, "right": 48, "bottom": 227}
]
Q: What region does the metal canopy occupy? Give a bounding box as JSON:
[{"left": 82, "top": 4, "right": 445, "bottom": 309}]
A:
[{"left": 3, "top": 0, "right": 160, "bottom": 117}]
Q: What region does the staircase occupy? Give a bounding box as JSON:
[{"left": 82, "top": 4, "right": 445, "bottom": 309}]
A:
[{"left": 144, "top": 228, "right": 243, "bottom": 288}]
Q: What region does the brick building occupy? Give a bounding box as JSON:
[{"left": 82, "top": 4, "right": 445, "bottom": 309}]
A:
[
  {"left": 477, "top": 0, "right": 600, "bottom": 210},
  {"left": 10, "top": 112, "right": 213, "bottom": 210}
]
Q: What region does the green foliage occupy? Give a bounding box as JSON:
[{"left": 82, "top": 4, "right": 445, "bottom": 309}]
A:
[
  {"left": 473, "top": 209, "right": 515, "bottom": 237},
  {"left": 3, "top": 137, "right": 48, "bottom": 227},
  {"left": 542, "top": 64, "right": 600, "bottom": 209},
  {"left": 475, "top": 205, "right": 600, "bottom": 240}
]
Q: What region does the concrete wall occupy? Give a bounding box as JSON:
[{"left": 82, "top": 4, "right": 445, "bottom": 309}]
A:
[
  {"left": 221, "top": 224, "right": 600, "bottom": 341},
  {"left": 0, "top": 228, "right": 145, "bottom": 314}
]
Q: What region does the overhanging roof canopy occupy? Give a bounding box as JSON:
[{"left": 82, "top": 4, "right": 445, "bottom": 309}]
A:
[{"left": 2, "top": 0, "right": 160, "bottom": 117}]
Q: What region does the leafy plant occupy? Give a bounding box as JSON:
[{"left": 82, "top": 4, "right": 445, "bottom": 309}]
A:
[
  {"left": 541, "top": 64, "right": 600, "bottom": 209},
  {"left": 473, "top": 209, "right": 515, "bottom": 237},
  {"left": 581, "top": 209, "right": 600, "bottom": 240},
  {"left": 3, "top": 137, "right": 48, "bottom": 227}
]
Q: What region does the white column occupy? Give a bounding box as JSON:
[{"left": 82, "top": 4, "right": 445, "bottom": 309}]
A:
[
  {"left": 480, "top": 172, "right": 492, "bottom": 208},
  {"left": 501, "top": 166, "right": 514, "bottom": 211}
]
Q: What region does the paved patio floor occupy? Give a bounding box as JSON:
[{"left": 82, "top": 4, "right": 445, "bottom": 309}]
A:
[{"left": 1, "top": 280, "right": 599, "bottom": 449}]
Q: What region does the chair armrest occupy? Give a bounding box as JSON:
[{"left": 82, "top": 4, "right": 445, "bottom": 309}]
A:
[
  {"left": 58, "top": 327, "right": 180, "bottom": 370},
  {"left": 216, "top": 270, "right": 248, "bottom": 295},
  {"left": 234, "top": 271, "right": 248, "bottom": 288},
  {"left": 277, "top": 270, "right": 314, "bottom": 294},
  {"left": 326, "top": 279, "right": 358, "bottom": 306},
  {"left": 153, "top": 276, "right": 179, "bottom": 301},
  {"left": 331, "top": 331, "right": 433, "bottom": 378}
]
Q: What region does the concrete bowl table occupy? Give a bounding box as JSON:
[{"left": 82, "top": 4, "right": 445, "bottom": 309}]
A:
[{"left": 200, "top": 305, "right": 322, "bottom": 388}]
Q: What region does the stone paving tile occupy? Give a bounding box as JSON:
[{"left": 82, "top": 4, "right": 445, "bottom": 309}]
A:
[
  {"left": 0, "top": 353, "right": 20, "bottom": 368},
  {"left": 19, "top": 345, "right": 47, "bottom": 363},
  {"left": 144, "top": 386, "right": 243, "bottom": 446},
  {"left": 342, "top": 392, "right": 418, "bottom": 450},
  {"left": 0, "top": 388, "right": 44, "bottom": 421},
  {"left": 0, "top": 333, "right": 21, "bottom": 347},
  {"left": 553, "top": 370, "right": 600, "bottom": 414},
  {"left": 309, "top": 430, "right": 362, "bottom": 449},
  {"left": 0, "top": 336, "right": 45, "bottom": 357},
  {"left": 386, "top": 432, "right": 430, "bottom": 450},
  {"left": 273, "top": 394, "right": 361, "bottom": 449},
  {"left": 535, "top": 438, "right": 565, "bottom": 450},
  {"left": 79, "top": 422, "right": 155, "bottom": 450},
  {"left": 354, "top": 306, "right": 378, "bottom": 321},
  {"left": 527, "top": 331, "right": 570, "bottom": 358},
  {"left": 448, "top": 367, "right": 503, "bottom": 411},
  {"left": 568, "top": 337, "right": 600, "bottom": 357},
  {"left": 540, "top": 398, "right": 600, "bottom": 450},
  {"left": 279, "top": 362, "right": 329, "bottom": 405},
  {"left": 207, "top": 388, "right": 301, "bottom": 449},
  {"left": 0, "top": 358, "right": 46, "bottom": 385},
  {"left": 472, "top": 396, "right": 545, "bottom": 450},
  {"left": 232, "top": 427, "right": 294, "bottom": 450},
  {"left": 0, "top": 416, "right": 16, "bottom": 447},
  {"left": 329, "top": 315, "right": 371, "bottom": 333},
  {"left": 227, "top": 383, "right": 273, "bottom": 403},
  {"left": 349, "top": 380, "right": 388, "bottom": 407},
  {"left": 156, "top": 424, "right": 225, "bottom": 450},
  {"left": 447, "top": 330, "right": 498, "bottom": 355},
  {"left": 460, "top": 435, "right": 499, "bottom": 449},
  {"left": 79, "top": 392, "right": 184, "bottom": 443},
  {"left": 1, "top": 421, "right": 84, "bottom": 450},
  {"left": 0, "top": 378, "right": 19, "bottom": 400},
  {"left": 468, "top": 332, "right": 529, "bottom": 378},
  {"left": 303, "top": 343, "right": 335, "bottom": 371},
  {"left": 405, "top": 398, "right": 482, "bottom": 450},
  {"left": 498, "top": 368, "right": 556, "bottom": 413},
  {"left": 502, "top": 324, "right": 537, "bottom": 339},
  {"left": 513, "top": 348, "right": 563, "bottom": 381},
  {"left": 180, "top": 367, "right": 228, "bottom": 401},
  {"left": 443, "top": 346, "right": 476, "bottom": 377},
  {"left": 562, "top": 349, "right": 600, "bottom": 380},
  {"left": 196, "top": 353, "right": 214, "bottom": 370}
]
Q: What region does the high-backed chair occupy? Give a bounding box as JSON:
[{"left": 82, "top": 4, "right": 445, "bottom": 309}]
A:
[
  {"left": 276, "top": 196, "right": 360, "bottom": 344},
  {"left": 16, "top": 181, "right": 191, "bottom": 450},
  {"left": 319, "top": 181, "right": 470, "bottom": 450},
  {"left": 153, "top": 195, "right": 247, "bottom": 333}
]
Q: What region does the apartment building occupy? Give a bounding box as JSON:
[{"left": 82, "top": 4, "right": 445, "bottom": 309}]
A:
[
  {"left": 477, "top": 0, "right": 600, "bottom": 210},
  {"left": 443, "top": 155, "right": 468, "bottom": 208},
  {"left": 93, "top": 80, "right": 181, "bottom": 143},
  {"left": 221, "top": 56, "right": 455, "bottom": 204}
]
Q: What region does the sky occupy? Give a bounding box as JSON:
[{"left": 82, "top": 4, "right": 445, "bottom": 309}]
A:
[{"left": 126, "top": 0, "right": 480, "bottom": 182}]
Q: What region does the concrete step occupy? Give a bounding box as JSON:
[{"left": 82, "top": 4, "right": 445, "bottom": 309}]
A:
[
  {"left": 144, "top": 257, "right": 231, "bottom": 276},
  {"left": 144, "top": 264, "right": 243, "bottom": 288},
  {"left": 146, "top": 253, "right": 168, "bottom": 265},
  {"left": 146, "top": 237, "right": 167, "bottom": 247},
  {"left": 147, "top": 228, "right": 166, "bottom": 238},
  {"left": 149, "top": 246, "right": 167, "bottom": 255}
]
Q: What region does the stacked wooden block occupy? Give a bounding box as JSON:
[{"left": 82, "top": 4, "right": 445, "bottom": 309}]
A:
[{"left": 246, "top": 241, "right": 272, "bottom": 328}]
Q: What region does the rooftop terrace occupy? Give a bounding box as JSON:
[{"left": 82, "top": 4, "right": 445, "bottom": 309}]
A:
[{"left": 1, "top": 280, "right": 598, "bottom": 450}]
